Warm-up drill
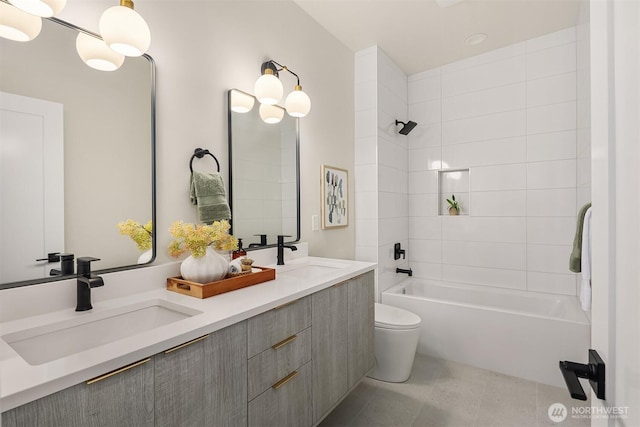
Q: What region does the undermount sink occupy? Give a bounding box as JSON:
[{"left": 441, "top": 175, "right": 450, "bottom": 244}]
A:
[
  {"left": 276, "top": 259, "right": 350, "bottom": 279},
  {"left": 2, "top": 299, "right": 202, "bottom": 366}
]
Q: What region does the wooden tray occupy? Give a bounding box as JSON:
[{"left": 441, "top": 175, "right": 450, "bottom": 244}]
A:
[{"left": 166, "top": 266, "right": 276, "bottom": 299}]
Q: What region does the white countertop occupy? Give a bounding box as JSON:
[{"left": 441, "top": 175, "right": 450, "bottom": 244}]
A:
[{"left": 0, "top": 253, "right": 375, "bottom": 412}]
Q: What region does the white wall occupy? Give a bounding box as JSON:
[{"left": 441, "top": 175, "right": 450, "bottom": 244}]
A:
[
  {"left": 355, "top": 47, "right": 409, "bottom": 298},
  {"left": 58, "top": 0, "right": 355, "bottom": 264},
  {"left": 407, "top": 27, "right": 582, "bottom": 296}
]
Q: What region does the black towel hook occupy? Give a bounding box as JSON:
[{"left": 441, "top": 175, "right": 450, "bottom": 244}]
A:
[{"left": 189, "top": 148, "right": 220, "bottom": 173}]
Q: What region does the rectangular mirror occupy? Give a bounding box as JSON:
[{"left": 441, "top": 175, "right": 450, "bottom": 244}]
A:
[
  {"left": 227, "top": 89, "right": 299, "bottom": 249},
  {"left": 0, "top": 18, "right": 155, "bottom": 289}
]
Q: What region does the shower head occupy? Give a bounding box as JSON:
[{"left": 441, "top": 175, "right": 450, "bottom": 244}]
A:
[{"left": 395, "top": 120, "right": 418, "bottom": 135}]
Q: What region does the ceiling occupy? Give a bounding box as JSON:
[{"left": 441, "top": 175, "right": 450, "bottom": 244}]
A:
[{"left": 293, "top": 0, "right": 582, "bottom": 75}]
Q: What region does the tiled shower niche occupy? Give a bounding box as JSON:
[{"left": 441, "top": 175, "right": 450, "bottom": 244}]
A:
[{"left": 438, "top": 169, "right": 470, "bottom": 216}]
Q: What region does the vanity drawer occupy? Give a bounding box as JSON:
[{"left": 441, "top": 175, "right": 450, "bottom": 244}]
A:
[
  {"left": 248, "top": 361, "right": 312, "bottom": 427},
  {"left": 247, "top": 296, "right": 311, "bottom": 358},
  {"left": 248, "top": 327, "right": 311, "bottom": 400}
]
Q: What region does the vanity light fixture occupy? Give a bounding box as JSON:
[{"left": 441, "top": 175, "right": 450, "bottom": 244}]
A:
[
  {"left": 285, "top": 85, "right": 311, "bottom": 118},
  {"left": 99, "top": 0, "right": 150, "bottom": 57},
  {"left": 230, "top": 89, "right": 255, "bottom": 113},
  {"left": 8, "top": 0, "right": 65, "bottom": 17},
  {"left": 0, "top": 1, "right": 42, "bottom": 41},
  {"left": 254, "top": 64, "right": 283, "bottom": 105},
  {"left": 76, "top": 31, "right": 125, "bottom": 72},
  {"left": 259, "top": 103, "right": 285, "bottom": 124},
  {"left": 255, "top": 60, "right": 311, "bottom": 118}
]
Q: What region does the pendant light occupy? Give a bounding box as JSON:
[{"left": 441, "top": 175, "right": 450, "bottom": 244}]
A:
[
  {"left": 254, "top": 60, "right": 311, "bottom": 119},
  {"left": 8, "top": 0, "right": 65, "bottom": 17},
  {"left": 0, "top": 1, "right": 42, "bottom": 41},
  {"left": 259, "top": 103, "right": 284, "bottom": 124},
  {"left": 99, "top": 0, "right": 150, "bottom": 57},
  {"left": 76, "top": 32, "right": 124, "bottom": 72},
  {"left": 285, "top": 85, "right": 311, "bottom": 118},
  {"left": 254, "top": 66, "right": 283, "bottom": 106}
]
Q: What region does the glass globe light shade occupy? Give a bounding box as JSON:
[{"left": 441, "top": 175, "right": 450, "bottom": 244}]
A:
[
  {"left": 259, "top": 103, "right": 284, "bottom": 124},
  {"left": 76, "top": 32, "right": 125, "bottom": 72},
  {"left": 99, "top": 3, "right": 150, "bottom": 57},
  {"left": 254, "top": 69, "right": 283, "bottom": 105},
  {"left": 0, "top": 2, "right": 42, "bottom": 41},
  {"left": 285, "top": 85, "right": 311, "bottom": 118},
  {"left": 230, "top": 90, "right": 255, "bottom": 113},
  {"left": 8, "top": 0, "right": 66, "bottom": 17}
]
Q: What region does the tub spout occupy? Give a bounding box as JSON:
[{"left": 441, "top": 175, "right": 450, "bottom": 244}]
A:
[{"left": 396, "top": 267, "right": 412, "bottom": 277}]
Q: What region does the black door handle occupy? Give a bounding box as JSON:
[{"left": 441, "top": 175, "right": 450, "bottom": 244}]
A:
[{"left": 559, "top": 349, "right": 605, "bottom": 401}]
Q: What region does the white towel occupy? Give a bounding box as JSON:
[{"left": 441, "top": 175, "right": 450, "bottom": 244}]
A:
[{"left": 580, "top": 207, "right": 592, "bottom": 311}]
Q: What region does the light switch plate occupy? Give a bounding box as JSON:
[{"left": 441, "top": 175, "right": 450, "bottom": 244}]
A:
[{"left": 311, "top": 215, "right": 319, "bottom": 231}]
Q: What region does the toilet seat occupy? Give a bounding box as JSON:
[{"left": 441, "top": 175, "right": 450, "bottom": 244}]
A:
[{"left": 375, "top": 303, "right": 421, "bottom": 330}]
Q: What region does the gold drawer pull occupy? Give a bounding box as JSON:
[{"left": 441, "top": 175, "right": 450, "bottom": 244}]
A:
[
  {"left": 272, "top": 334, "right": 297, "bottom": 350},
  {"left": 87, "top": 358, "right": 151, "bottom": 385},
  {"left": 272, "top": 370, "right": 298, "bottom": 390},
  {"left": 164, "top": 334, "right": 210, "bottom": 354},
  {"left": 274, "top": 299, "right": 298, "bottom": 310}
]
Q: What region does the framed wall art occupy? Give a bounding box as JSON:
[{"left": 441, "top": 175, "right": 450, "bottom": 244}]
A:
[{"left": 321, "top": 165, "right": 348, "bottom": 229}]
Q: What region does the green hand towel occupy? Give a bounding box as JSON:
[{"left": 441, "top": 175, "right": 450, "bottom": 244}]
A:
[
  {"left": 190, "top": 171, "right": 231, "bottom": 224},
  {"left": 569, "top": 202, "right": 592, "bottom": 273}
]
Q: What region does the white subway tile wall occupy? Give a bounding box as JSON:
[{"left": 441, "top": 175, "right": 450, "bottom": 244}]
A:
[
  {"left": 354, "top": 47, "right": 411, "bottom": 298},
  {"left": 355, "top": 25, "right": 591, "bottom": 300},
  {"left": 407, "top": 27, "right": 584, "bottom": 296},
  {"left": 354, "top": 47, "right": 379, "bottom": 278}
]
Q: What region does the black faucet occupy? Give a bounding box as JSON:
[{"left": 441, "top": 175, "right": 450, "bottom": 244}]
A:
[
  {"left": 37, "top": 252, "right": 75, "bottom": 276},
  {"left": 76, "top": 257, "right": 104, "bottom": 312},
  {"left": 50, "top": 253, "right": 75, "bottom": 276},
  {"left": 248, "top": 234, "right": 268, "bottom": 248},
  {"left": 396, "top": 267, "right": 413, "bottom": 276},
  {"left": 277, "top": 235, "right": 297, "bottom": 266}
]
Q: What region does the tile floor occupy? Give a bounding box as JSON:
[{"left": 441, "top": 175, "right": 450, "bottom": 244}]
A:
[{"left": 319, "top": 353, "right": 591, "bottom": 427}]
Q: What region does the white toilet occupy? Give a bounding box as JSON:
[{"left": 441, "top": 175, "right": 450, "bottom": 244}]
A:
[{"left": 368, "top": 303, "right": 422, "bottom": 383}]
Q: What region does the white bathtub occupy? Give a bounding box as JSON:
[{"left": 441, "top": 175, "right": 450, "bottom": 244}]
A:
[{"left": 382, "top": 279, "right": 590, "bottom": 388}]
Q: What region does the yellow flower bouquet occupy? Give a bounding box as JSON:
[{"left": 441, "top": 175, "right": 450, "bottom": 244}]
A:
[
  {"left": 168, "top": 220, "right": 238, "bottom": 258},
  {"left": 117, "top": 219, "right": 153, "bottom": 251}
]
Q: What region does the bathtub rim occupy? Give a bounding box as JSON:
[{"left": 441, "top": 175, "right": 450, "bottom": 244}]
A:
[{"left": 383, "top": 278, "right": 590, "bottom": 326}]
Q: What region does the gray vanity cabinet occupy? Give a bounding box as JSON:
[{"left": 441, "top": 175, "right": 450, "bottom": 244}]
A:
[
  {"left": 154, "top": 335, "right": 207, "bottom": 427},
  {"left": 155, "top": 321, "right": 248, "bottom": 427},
  {"left": 247, "top": 361, "right": 313, "bottom": 427},
  {"left": 247, "top": 297, "right": 312, "bottom": 427},
  {"left": 2, "top": 322, "right": 248, "bottom": 427},
  {"left": 347, "top": 271, "right": 375, "bottom": 388},
  {"left": 312, "top": 281, "right": 349, "bottom": 422},
  {"left": 204, "top": 321, "right": 248, "bottom": 426},
  {"left": 1, "top": 357, "right": 154, "bottom": 427},
  {"left": 312, "top": 271, "right": 375, "bottom": 423},
  {"left": 1, "top": 270, "right": 374, "bottom": 427}
]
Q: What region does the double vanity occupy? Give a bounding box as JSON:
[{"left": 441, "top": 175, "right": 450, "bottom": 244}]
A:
[
  {"left": 1, "top": 12, "right": 366, "bottom": 427},
  {"left": 0, "top": 249, "right": 375, "bottom": 426}
]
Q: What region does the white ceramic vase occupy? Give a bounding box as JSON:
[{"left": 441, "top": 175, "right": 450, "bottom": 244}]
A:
[{"left": 180, "top": 246, "right": 229, "bottom": 283}]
